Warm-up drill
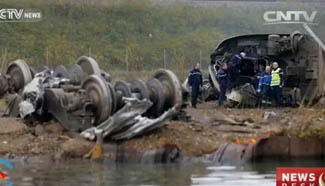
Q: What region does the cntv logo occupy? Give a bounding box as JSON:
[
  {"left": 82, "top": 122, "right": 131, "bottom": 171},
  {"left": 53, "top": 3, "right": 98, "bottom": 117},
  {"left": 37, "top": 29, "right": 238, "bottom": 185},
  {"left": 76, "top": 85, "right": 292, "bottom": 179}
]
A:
[
  {"left": 277, "top": 168, "right": 325, "bottom": 186},
  {"left": 264, "top": 11, "right": 318, "bottom": 25}
]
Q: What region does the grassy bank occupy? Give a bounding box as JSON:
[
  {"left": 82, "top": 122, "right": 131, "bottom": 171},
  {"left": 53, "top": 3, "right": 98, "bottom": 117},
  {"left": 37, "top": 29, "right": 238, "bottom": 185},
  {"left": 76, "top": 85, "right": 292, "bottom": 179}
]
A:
[{"left": 0, "top": 0, "right": 323, "bottom": 79}]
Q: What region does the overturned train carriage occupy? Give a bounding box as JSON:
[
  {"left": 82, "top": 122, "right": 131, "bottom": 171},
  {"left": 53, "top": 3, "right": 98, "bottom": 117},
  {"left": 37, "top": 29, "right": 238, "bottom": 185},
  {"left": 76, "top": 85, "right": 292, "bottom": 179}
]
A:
[
  {"left": 0, "top": 56, "right": 183, "bottom": 132},
  {"left": 208, "top": 31, "right": 325, "bottom": 107}
]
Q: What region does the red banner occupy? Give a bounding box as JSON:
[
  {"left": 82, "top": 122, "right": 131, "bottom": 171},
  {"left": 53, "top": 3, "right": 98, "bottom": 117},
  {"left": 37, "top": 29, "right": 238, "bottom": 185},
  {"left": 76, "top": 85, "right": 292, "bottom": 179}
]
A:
[{"left": 277, "top": 168, "right": 325, "bottom": 186}]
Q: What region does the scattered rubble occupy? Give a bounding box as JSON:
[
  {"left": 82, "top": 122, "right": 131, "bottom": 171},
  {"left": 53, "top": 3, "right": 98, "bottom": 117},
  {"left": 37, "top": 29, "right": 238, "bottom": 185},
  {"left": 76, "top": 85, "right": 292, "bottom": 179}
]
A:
[
  {"left": 34, "top": 125, "right": 45, "bottom": 137},
  {"left": 263, "top": 111, "right": 278, "bottom": 122},
  {"left": 60, "top": 138, "right": 94, "bottom": 158}
]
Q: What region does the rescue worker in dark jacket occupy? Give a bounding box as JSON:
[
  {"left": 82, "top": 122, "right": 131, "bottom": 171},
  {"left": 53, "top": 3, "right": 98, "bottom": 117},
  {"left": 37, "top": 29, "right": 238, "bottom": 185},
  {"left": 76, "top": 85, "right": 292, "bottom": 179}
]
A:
[
  {"left": 257, "top": 66, "right": 272, "bottom": 107},
  {"left": 270, "top": 62, "right": 284, "bottom": 107},
  {"left": 188, "top": 63, "right": 203, "bottom": 108},
  {"left": 228, "top": 52, "right": 246, "bottom": 90},
  {"left": 217, "top": 63, "right": 228, "bottom": 107}
]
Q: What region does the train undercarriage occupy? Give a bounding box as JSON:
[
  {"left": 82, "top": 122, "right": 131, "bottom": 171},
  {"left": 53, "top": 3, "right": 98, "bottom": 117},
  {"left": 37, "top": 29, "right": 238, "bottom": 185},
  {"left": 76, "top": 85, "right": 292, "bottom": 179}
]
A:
[{"left": 0, "top": 56, "right": 183, "bottom": 137}]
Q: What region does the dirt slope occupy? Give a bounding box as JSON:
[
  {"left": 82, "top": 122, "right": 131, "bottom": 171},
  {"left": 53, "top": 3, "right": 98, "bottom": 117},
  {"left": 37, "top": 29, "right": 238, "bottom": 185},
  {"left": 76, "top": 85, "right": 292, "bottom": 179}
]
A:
[{"left": 0, "top": 102, "right": 324, "bottom": 159}]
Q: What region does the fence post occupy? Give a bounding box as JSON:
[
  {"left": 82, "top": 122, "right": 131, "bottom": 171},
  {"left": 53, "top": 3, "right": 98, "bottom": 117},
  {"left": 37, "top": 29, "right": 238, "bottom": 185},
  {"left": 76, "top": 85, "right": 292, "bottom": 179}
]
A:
[
  {"left": 46, "top": 47, "right": 49, "bottom": 67},
  {"left": 164, "top": 48, "right": 166, "bottom": 69},
  {"left": 199, "top": 50, "right": 202, "bottom": 69},
  {"left": 1, "top": 48, "right": 7, "bottom": 75},
  {"left": 125, "top": 48, "right": 129, "bottom": 72}
]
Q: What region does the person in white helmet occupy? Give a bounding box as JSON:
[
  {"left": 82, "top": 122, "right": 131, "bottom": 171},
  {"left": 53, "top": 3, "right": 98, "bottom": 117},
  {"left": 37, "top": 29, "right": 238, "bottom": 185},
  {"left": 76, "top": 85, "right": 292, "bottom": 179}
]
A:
[{"left": 270, "top": 62, "right": 284, "bottom": 107}]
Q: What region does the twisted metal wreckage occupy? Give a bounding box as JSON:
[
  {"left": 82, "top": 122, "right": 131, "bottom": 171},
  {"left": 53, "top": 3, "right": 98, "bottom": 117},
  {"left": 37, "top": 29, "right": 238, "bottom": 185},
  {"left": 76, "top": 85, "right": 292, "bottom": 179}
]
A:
[{"left": 0, "top": 56, "right": 183, "bottom": 141}]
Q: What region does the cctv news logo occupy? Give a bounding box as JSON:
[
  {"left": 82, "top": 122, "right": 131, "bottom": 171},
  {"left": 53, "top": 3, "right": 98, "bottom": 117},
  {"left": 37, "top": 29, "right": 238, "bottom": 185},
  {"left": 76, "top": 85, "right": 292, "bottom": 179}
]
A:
[
  {"left": 277, "top": 168, "right": 325, "bottom": 186},
  {"left": 0, "top": 8, "right": 42, "bottom": 22},
  {"left": 264, "top": 11, "right": 318, "bottom": 25}
]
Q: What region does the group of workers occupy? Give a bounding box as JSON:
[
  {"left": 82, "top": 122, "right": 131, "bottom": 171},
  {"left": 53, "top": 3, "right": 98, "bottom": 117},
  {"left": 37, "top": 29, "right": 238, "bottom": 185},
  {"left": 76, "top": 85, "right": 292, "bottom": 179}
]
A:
[
  {"left": 256, "top": 61, "right": 284, "bottom": 107},
  {"left": 188, "top": 52, "right": 284, "bottom": 108}
]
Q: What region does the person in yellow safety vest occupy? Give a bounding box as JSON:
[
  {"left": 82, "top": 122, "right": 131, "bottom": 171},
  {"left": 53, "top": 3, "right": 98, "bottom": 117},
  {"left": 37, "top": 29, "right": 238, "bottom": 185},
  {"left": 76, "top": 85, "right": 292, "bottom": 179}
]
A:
[{"left": 270, "top": 62, "right": 284, "bottom": 107}]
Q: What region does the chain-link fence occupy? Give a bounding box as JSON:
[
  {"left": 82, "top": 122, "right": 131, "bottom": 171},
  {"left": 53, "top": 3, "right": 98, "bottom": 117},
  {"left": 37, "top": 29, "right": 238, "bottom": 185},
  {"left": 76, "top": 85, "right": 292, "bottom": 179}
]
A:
[{"left": 0, "top": 46, "right": 211, "bottom": 83}]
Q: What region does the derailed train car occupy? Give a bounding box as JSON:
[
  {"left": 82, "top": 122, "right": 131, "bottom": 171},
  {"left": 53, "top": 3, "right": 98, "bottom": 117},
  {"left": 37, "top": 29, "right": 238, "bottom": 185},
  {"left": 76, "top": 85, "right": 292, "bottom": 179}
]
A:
[{"left": 208, "top": 30, "right": 325, "bottom": 107}]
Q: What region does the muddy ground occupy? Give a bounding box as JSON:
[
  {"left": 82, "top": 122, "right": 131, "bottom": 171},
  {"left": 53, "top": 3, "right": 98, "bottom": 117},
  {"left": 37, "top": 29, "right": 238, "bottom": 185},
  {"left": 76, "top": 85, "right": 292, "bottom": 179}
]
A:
[{"left": 0, "top": 101, "right": 325, "bottom": 160}]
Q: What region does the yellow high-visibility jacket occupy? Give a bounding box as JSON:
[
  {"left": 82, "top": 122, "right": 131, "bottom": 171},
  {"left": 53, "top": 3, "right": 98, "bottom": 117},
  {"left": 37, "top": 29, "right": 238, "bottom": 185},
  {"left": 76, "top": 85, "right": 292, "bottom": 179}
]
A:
[{"left": 271, "top": 68, "right": 283, "bottom": 87}]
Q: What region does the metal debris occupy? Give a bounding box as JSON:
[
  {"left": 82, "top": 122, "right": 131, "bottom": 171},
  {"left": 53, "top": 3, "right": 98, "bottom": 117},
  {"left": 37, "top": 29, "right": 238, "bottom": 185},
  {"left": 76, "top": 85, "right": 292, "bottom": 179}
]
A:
[
  {"left": 18, "top": 70, "right": 70, "bottom": 119},
  {"left": 112, "top": 105, "right": 178, "bottom": 140},
  {"left": 81, "top": 97, "right": 178, "bottom": 141}
]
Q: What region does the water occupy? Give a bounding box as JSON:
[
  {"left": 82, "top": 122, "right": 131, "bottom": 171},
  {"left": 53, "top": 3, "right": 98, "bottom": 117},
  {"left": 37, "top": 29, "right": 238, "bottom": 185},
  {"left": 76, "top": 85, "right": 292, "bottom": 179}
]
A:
[{"left": 3, "top": 159, "right": 325, "bottom": 186}]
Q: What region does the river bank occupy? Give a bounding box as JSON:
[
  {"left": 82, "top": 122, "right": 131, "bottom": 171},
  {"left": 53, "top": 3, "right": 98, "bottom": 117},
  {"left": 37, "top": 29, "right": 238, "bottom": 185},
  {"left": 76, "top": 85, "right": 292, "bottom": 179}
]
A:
[{"left": 0, "top": 102, "right": 325, "bottom": 164}]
